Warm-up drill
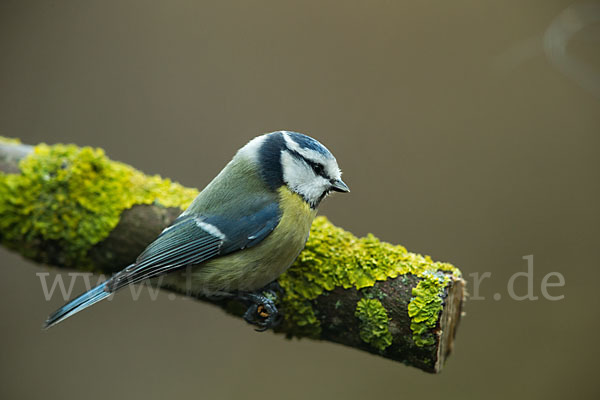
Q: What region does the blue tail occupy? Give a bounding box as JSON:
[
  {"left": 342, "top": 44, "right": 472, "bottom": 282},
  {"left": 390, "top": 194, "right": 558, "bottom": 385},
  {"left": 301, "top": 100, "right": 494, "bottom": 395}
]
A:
[{"left": 43, "top": 281, "right": 112, "bottom": 329}]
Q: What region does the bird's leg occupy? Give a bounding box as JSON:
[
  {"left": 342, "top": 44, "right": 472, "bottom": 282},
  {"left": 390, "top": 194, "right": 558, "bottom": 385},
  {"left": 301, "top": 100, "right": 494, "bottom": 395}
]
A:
[{"left": 238, "top": 281, "right": 283, "bottom": 331}]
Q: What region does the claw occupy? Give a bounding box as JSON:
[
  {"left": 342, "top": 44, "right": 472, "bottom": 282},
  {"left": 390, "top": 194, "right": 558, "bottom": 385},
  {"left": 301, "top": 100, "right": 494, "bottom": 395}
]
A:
[
  {"left": 238, "top": 285, "right": 282, "bottom": 331},
  {"left": 257, "top": 305, "right": 269, "bottom": 318}
]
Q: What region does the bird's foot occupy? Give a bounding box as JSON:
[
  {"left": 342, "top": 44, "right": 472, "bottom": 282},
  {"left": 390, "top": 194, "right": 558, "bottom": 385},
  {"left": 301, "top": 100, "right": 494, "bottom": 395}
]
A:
[{"left": 239, "top": 284, "right": 282, "bottom": 331}]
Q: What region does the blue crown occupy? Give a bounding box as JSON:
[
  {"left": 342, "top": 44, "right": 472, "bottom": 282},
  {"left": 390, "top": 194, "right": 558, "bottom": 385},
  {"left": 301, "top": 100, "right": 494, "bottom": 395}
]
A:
[{"left": 284, "top": 131, "right": 333, "bottom": 158}]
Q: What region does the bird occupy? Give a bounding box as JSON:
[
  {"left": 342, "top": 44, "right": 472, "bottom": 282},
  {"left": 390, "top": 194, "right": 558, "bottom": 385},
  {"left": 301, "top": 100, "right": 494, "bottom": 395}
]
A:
[{"left": 44, "top": 131, "right": 349, "bottom": 330}]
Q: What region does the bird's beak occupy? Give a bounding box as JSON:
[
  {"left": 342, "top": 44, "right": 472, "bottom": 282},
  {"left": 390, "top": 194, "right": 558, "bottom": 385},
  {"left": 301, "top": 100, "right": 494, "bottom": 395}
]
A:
[{"left": 330, "top": 179, "right": 350, "bottom": 193}]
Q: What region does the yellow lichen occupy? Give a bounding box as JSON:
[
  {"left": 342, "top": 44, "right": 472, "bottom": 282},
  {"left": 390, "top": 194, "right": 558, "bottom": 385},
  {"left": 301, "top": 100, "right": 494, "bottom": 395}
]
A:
[
  {"left": 407, "top": 274, "right": 449, "bottom": 347},
  {"left": 0, "top": 143, "right": 197, "bottom": 267},
  {"left": 355, "top": 298, "right": 393, "bottom": 352},
  {"left": 278, "top": 217, "right": 460, "bottom": 341}
]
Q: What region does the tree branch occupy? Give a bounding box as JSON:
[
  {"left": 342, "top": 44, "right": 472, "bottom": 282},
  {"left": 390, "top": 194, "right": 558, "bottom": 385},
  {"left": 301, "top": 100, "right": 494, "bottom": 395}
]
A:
[{"left": 0, "top": 137, "right": 464, "bottom": 373}]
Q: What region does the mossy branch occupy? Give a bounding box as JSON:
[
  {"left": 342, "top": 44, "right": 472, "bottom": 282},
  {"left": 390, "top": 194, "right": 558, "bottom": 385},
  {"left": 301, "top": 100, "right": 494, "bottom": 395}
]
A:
[{"left": 0, "top": 137, "right": 465, "bottom": 373}]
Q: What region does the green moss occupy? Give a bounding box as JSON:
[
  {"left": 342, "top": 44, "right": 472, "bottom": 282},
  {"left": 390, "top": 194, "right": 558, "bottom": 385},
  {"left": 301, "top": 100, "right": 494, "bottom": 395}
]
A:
[
  {"left": 278, "top": 217, "right": 461, "bottom": 339},
  {"left": 407, "top": 274, "right": 448, "bottom": 347},
  {"left": 355, "top": 298, "right": 393, "bottom": 352},
  {"left": 0, "top": 143, "right": 197, "bottom": 267}
]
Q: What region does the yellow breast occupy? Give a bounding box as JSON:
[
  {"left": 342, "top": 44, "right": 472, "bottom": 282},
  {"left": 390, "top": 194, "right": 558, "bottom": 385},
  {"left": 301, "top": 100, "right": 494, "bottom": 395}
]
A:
[{"left": 184, "top": 186, "right": 317, "bottom": 294}]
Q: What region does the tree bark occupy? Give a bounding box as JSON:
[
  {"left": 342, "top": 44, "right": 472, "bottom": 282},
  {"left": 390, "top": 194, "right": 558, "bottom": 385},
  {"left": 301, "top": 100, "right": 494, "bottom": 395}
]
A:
[{"left": 0, "top": 138, "right": 465, "bottom": 373}]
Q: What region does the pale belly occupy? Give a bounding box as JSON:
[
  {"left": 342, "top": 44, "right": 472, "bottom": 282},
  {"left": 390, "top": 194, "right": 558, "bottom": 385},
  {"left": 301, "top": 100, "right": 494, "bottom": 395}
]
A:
[{"left": 162, "top": 187, "right": 317, "bottom": 294}]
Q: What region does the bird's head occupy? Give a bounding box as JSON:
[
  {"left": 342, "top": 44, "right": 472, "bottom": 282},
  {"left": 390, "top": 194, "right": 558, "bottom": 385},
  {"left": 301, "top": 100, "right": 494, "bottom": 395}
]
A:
[{"left": 239, "top": 131, "right": 349, "bottom": 208}]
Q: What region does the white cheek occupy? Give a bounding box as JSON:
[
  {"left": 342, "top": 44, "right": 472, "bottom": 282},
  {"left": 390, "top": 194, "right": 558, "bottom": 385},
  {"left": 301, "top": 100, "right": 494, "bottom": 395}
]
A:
[
  {"left": 314, "top": 176, "right": 331, "bottom": 192},
  {"left": 281, "top": 152, "right": 312, "bottom": 184},
  {"left": 281, "top": 151, "right": 328, "bottom": 203}
]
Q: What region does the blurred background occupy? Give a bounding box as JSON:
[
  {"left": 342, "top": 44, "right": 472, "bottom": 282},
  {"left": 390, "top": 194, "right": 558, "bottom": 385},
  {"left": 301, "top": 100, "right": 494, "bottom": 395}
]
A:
[{"left": 1, "top": 1, "right": 598, "bottom": 399}]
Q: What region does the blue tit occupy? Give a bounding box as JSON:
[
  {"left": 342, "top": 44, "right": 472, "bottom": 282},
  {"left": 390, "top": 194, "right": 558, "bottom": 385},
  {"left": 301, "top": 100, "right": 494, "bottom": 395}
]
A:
[{"left": 44, "top": 130, "right": 349, "bottom": 330}]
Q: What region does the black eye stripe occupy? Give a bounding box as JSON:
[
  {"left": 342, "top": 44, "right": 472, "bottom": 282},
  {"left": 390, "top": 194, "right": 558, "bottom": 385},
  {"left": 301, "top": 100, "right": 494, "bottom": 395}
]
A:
[
  {"left": 288, "top": 149, "right": 328, "bottom": 178},
  {"left": 310, "top": 162, "right": 325, "bottom": 175}
]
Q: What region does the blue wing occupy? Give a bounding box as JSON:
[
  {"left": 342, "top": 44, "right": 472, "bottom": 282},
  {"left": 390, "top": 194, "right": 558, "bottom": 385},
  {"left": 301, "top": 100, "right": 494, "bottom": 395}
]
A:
[
  {"left": 106, "top": 200, "right": 281, "bottom": 291},
  {"left": 44, "top": 197, "right": 281, "bottom": 329}
]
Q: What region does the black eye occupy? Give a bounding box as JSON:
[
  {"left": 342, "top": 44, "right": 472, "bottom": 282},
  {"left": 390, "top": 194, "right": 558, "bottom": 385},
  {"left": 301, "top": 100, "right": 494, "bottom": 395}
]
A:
[{"left": 312, "top": 163, "right": 325, "bottom": 176}]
